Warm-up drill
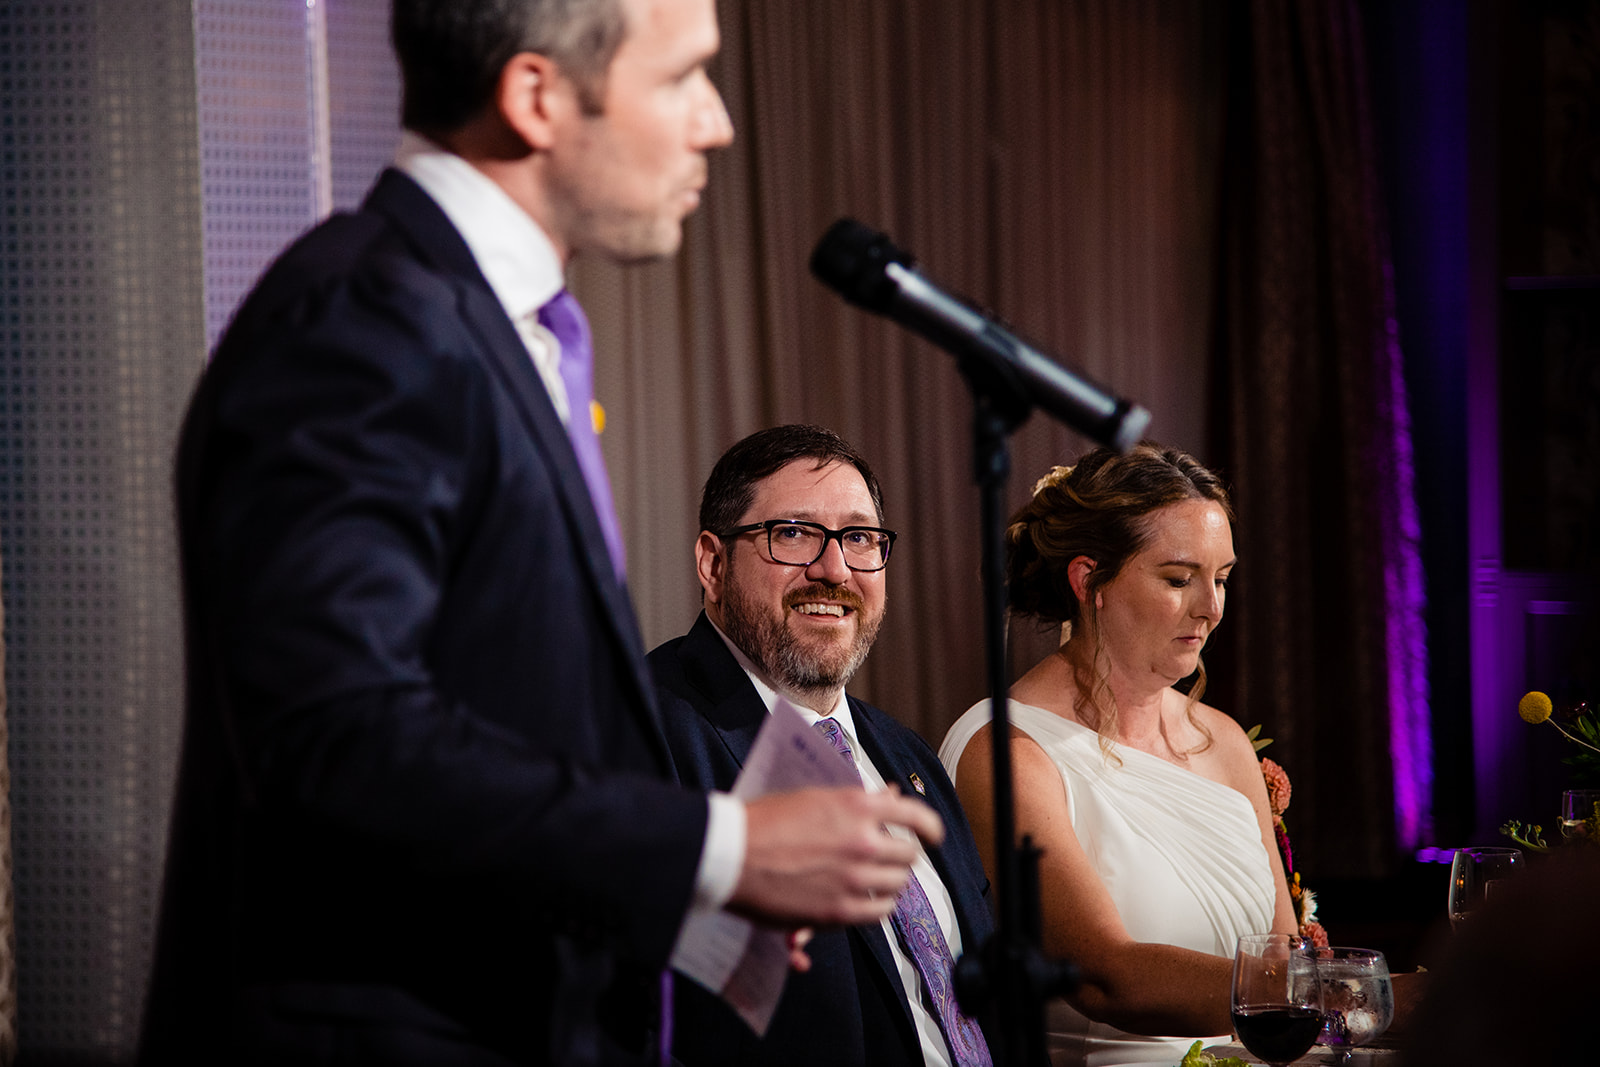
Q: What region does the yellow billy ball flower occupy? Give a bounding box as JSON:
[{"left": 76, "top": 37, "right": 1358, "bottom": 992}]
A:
[{"left": 1518, "top": 690, "right": 1554, "bottom": 725}]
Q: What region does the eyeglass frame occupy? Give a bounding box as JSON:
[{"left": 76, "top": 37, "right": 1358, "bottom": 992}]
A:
[{"left": 715, "top": 519, "right": 898, "bottom": 572}]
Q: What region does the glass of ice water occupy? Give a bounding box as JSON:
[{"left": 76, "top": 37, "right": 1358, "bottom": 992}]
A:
[
  {"left": 1310, "top": 946, "right": 1393, "bottom": 1061},
  {"left": 1561, "top": 790, "right": 1600, "bottom": 840}
]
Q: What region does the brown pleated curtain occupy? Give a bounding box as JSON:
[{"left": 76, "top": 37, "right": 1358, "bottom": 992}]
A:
[
  {"left": 1211, "top": 0, "right": 1428, "bottom": 877},
  {"left": 571, "top": 0, "right": 1423, "bottom": 882}
]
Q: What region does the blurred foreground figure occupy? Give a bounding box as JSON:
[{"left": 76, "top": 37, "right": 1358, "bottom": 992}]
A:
[
  {"left": 1403, "top": 848, "right": 1600, "bottom": 1066},
  {"left": 140, "top": 3, "right": 941, "bottom": 1063}
]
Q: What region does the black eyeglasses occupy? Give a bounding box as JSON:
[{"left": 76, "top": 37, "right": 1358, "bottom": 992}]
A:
[{"left": 718, "top": 519, "right": 897, "bottom": 572}]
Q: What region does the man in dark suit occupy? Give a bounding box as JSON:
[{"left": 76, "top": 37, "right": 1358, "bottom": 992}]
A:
[
  {"left": 650, "top": 425, "right": 997, "bottom": 1067},
  {"left": 140, "top": 3, "right": 944, "bottom": 1064}
]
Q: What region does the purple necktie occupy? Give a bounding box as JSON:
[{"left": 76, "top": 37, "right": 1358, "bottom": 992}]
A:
[
  {"left": 538, "top": 289, "right": 626, "bottom": 579},
  {"left": 812, "top": 718, "right": 993, "bottom": 1067}
]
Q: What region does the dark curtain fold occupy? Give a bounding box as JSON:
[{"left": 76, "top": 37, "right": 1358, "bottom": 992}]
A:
[{"left": 1212, "top": 0, "right": 1429, "bottom": 878}]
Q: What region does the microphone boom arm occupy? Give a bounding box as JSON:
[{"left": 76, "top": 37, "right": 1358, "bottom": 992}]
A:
[
  {"left": 810, "top": 218, "right": 1151, "bottom": 451},
  {"left": 882, "top": 263, "right": 1149, "bottom": 448}
]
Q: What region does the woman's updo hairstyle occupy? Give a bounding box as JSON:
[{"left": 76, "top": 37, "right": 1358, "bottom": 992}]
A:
[{"left": 1006, "top": 443, "right": 1232, "bottom": 625}]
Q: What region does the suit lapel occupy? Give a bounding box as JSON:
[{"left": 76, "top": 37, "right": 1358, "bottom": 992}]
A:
[
  {"left": 361, "top": 169, "right": 657, "bottom": 729},
  {"left": 455, "top": 281, "right": 641, "bottom": 626},
  {"left": 676, "top": 615, "right": 767, "bottom": 765}
]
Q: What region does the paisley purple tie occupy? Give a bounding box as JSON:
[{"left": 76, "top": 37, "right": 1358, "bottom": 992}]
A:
[
  {"left": 812, "top": 718, "right": 993, "bottom": 1067},
  {"left": 538, "top": 289, "right": 626, "bottom": 579}
]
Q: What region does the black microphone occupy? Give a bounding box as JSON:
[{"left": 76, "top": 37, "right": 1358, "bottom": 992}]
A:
[{"left": 810, "top": 218, "right": 1151, "bottom": 451}]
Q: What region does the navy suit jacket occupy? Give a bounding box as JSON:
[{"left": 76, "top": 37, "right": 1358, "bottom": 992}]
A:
[
  {"left": 648, "top": 614, "right": 996, "bottom": 1067},
  {"left": 141, "top": 170, "right": 707, "bottom": 1066}
]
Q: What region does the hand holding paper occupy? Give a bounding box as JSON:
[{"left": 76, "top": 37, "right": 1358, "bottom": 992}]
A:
[
  {"left": 670, "top": 696, "right": 943, "bottom": 1035},
  {"left": 736, "top": 785, "right": 943, "bottom": 925}
]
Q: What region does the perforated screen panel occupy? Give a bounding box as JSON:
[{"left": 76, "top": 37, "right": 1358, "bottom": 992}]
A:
[
  {"left": 1, "top": 0, "right": 201, "bottom": 1053},
  {"left": 194, "top": 2, "right": 320, "bottom": 349},
  {"left": 327, "top": 0, "right": 401, "bottom": 211},
  {"left": 2, "top": 0, "right": 398, "bottom": 1056}
]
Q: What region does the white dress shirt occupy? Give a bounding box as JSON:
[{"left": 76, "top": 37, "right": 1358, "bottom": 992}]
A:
[{"left": 392, "top": 133, "right": 745, "bottom": 913}]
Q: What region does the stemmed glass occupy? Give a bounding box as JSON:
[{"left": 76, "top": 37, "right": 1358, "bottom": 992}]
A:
[
  {"left": 1311, "top": 946, "right": 1393, "bottom": 1062},
  {"left": 1447, "top": 846, "right": 1523, "bottom": 931},
  {"left": 1561, "top": 790, "right": 1600, "bottom": 840},
  {"left": 1230, "top": 933, "right": 1323, "bottom": 1066}
]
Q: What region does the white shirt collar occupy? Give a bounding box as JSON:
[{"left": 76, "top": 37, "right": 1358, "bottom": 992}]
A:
[{"left": 393, "top": 131, "right": 564, "bottom": 324}]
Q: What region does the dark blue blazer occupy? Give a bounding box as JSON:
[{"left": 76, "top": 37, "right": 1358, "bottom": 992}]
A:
[
  {"left": 648, "top": 613, "right": 996, "bottom": 1067},
  {"left": 141, "top": 169, "right": 707, "bottom": 1066}
]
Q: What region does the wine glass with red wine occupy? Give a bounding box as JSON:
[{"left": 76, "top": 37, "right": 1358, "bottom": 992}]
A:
[{"left": 1231, "top": 933, "right": 1322, "bottom": 1066}]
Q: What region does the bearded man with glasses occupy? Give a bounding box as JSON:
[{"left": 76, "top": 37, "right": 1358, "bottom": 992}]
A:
[{"left": 649, "top": 425, "right": 998, "bottom": 1067}]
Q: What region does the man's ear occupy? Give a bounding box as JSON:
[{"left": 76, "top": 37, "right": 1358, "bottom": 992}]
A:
[
  {"left": 1066, "top": 555, "right": 1097, "bottom": 607},
  {"left": 493, "top": 51, "right": 572, "bottom": 151},
  {"left": 695, "top": 532, "right": 727, "bottom": 604}
]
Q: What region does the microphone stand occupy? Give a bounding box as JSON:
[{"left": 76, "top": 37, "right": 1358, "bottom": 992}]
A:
[
  {"left": 805, "top": 217, "right": 1141, "bottom": 1062},
  {"left": 952, "top": 358, "right": 1080, "bottom": 1066}
]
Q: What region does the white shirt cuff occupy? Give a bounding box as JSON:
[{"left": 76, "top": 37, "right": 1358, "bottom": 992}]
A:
[{"left": 692, "top": 790, "right": 746, "bottom": 910}]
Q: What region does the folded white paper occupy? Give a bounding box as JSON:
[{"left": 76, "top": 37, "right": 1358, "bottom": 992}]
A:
[{"left": 670, "top": 696, "right": 861, "bottom": 1035}]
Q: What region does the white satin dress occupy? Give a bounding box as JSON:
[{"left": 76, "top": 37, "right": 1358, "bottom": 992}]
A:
[{"left": 940, "top": 700, "right": 1277, "bottom": 1067}]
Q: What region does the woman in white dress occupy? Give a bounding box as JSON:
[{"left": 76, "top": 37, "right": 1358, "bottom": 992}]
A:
[{"left": 940, "top": 444, "right": 1297, "bottom": 1067}]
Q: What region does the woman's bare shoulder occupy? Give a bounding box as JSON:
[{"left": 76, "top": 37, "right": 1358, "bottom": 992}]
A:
[
  {"left": 957, "top": 719, "right": 1056, "bottom": 776},
  {"left": 1193, "top": 700, "right": 1252, "bottom": 746},
  {"left": 1189, "top": 699, "right": 1267, "bottom": 787}
]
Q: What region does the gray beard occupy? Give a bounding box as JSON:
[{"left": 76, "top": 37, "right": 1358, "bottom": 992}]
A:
[{"left": 719, "top": 578, "right": 882, "bottom": 704}]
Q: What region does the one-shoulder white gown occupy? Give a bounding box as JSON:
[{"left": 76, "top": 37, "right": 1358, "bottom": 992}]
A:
[{"left": 940, "top": 700, "right": 1276, "bottom": 1067}]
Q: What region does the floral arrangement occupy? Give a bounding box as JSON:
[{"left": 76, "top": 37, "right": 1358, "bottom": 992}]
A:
[
  {"left": 1501, "top": 690, "right": 1600, "bottom": 851},
  {"left": 1247, "top": 725, "right": 1327, "bottom": 946},
  {"left": 1517, "top": 690, "right": 1600, "bottom": 783}
]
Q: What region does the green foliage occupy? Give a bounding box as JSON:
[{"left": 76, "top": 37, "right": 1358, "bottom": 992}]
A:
[
  {"left": 1504, "top": 698, "right": 1600, "bottom": 845},
  {"left": 1245, "top": 723, "right": 1272, "bottom": 753},
  {"left": 1178, "top": 1040, "right": 1251, "bottom": 1067},
  {"left": 1563, "top": 710, "right": 1600, "bottom": 785},
  {"left": 1499, "top": 820, "right": 1550, "bottom": 852}
]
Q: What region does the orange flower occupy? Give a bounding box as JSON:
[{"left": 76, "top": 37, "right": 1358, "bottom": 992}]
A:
[
  {"left": 1301, "top": 920, "right": 1330, "bottom": 948},
  {"left": 1261, "top": 757, "right": 1292, "bottom": 817}
]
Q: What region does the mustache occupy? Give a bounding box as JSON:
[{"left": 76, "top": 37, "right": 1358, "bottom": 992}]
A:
[{"left": 783, "top": 583, "right": 865, "bottom": 614}]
